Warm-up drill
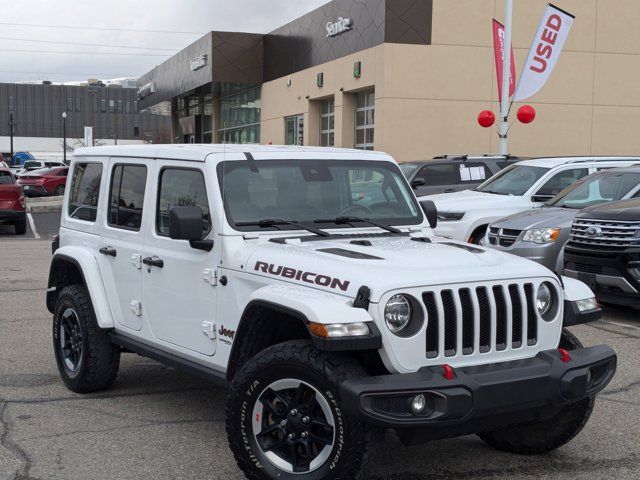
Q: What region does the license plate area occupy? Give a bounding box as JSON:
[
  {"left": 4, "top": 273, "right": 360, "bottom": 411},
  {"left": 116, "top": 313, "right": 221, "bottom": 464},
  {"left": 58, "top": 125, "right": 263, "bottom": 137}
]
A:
[{"left": 578, "top": 272, "right": 597, "bottom": 291}]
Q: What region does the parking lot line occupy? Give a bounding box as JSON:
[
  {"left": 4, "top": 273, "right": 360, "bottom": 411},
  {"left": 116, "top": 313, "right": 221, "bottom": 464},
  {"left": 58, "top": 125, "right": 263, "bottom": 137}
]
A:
[
  {"left": 601, "top": 320, "right": 640, "bottom": 332},
  {"left": 26, "top": 213, "right": 40, "bottom": 239}
]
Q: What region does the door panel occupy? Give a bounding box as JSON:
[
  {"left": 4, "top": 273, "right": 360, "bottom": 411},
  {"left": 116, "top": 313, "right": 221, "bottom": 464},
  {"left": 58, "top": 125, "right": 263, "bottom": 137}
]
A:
[
  {"left": 96, "top": 158, "right": 150, "bottom": 331},
  {"left": 142, "top": 163, "right": 218, "bottom": 356}
]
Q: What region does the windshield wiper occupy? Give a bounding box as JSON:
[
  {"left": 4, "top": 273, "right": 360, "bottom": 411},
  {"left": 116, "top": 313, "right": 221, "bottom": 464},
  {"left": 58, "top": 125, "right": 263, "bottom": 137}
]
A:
[
  {"left": 235, "top": 219, "right": 330, "bottom": 237},
  {"left": 314, "top": 216, "right": 402, "bottom": 234}
]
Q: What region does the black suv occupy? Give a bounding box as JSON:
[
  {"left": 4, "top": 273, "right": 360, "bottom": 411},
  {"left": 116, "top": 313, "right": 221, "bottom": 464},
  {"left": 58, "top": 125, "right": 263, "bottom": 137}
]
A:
[
  {"left": 565, "top": 198, "right": 640, "bottom": 308},
  {"left": 401, "top": 154, "right": 524, "bottom": 197}
]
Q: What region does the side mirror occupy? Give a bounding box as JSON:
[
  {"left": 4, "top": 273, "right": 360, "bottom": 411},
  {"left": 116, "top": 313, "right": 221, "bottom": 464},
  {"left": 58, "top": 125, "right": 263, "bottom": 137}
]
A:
[
  {"left": 420, "top": 200, "right": 438, "bottom": 229},
  {"left": 411, "top": 178, "right": 426, "bottom": 189},
  {"left": 532, "top": 194, "right": 553, "bottom": 203},
  {"left": 169, "top": 206, "right": 213, "bottom": 252}
]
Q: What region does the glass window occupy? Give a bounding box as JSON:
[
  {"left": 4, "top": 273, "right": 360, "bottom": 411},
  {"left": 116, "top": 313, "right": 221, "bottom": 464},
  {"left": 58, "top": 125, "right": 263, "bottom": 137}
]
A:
[
  {"left": 415, "top": 164, "right": 456, "bottom": 186},
  {"left": 157, "top": 169, "right": 211, "bottom": 237},
  {"left": 477, "top": 165, "right": 550, "bottom": 196},
  {"left": 285, "top": 115, "right": 304, "bottom": 146},
  {"left": 117, "top": 100, "right": 123, "bottom": 112},
  {"left": 218, "top": 159, "right": 422, "bottom": 229},
  {"left": 75, "top": 97, "right": 82, "bottom": 112},
  {"left": 457, "top": 162, "right": 492, "bottom": 183},
  {"left": 320, "top": 99, "right": 335, "bottom": 147},
  {"left": 100, "top": 99, "right": 106, "bottom": 112},
  {"left": 66, "top": 97, "right": 73, "bottom": 111},
  {"left": 399, "top": 163, "right": 420, "bottom": 179},
  {"left": 355, "top": 90, "right": 374, "bottom": 150},
  {"left": 217, "top": 85, "right": 261, "bottom": 144},
  {"left": 108, "top": 165, "right": 147, "bottom": 231},
  {"left": 125, "top": 100, "right": 131, "bottom": 113},
  {"left": 535, "top": 168, "right": 589, "bottom": 198},
  {"left": 68, "top": 163, "right": 103, "bottom": 222},
  {"left": 8, "top": 96, "right": 15, "bottom": 112},
  {"left": 108, "top": 100, "right": 115, "bottom": 113},
  {"left": 549, "top": 171, "right": 640, "bottom": 208}
]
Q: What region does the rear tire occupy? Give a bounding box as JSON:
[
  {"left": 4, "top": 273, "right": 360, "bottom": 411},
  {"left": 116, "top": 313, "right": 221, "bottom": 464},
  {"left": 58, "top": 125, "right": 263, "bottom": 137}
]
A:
[
  {"left": 226, "top": 340, "right": 374, "bottom": 480},
  {"left": 53, "top": 285, "right": 120, "bottom": 393},
  {"left": 54, "top": 184, "right": 65, "bottom": 196},
  {"left": 14, "top": 217, "right": 26, "bottom": 235},
  {"left": 477, "top": 329, "right": 594, "bottom": 454}
]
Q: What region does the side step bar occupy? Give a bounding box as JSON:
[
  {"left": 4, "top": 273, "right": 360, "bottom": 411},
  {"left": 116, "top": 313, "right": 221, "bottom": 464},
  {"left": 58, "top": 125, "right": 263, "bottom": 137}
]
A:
[{"left": 110, "top": 332, "right": 227, "bottom": 386}]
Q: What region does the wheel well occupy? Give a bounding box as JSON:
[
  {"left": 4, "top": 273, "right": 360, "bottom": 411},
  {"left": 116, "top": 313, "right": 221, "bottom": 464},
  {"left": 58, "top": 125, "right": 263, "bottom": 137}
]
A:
[
  {"left": 469, "top": 224, "right": 488, "bottom": 244},
  {"left": 46, "top": 258, "right": 84, "bottom": 313},
  {"left": 226, "top": 302, "right": 387, "bottom": 381}
]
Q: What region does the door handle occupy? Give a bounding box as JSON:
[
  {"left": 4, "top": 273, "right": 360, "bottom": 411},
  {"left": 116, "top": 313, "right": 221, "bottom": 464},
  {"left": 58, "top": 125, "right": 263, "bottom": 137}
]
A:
[
  {"left": 99, "top": 246, "right": 117, "bottom": 257},
  {"left": 143, "top": 256, "right": 164, "bottom": 268}
]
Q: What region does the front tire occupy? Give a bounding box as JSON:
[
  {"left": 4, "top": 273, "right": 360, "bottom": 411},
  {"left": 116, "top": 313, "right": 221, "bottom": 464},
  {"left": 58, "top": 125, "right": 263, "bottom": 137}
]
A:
[
  {"left": 53, "top": 285, "right": 120, "bottom": 393},
  {"left": 477, "top": 329, "right": 595, "bottom": 454},
  {"left": 226, "top": 340, "right": 373, "bottom": 480},
  {"left": 54, "top": 184, "right": 65, "bottom": 196}
]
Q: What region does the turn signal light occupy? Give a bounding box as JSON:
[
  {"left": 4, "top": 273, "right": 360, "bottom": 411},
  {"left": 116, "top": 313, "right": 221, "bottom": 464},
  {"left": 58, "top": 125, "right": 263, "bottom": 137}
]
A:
[
  {"left": 558, "top": 348, "right": 572, "bottom": 363},
  {"left": 308, "top": 322, "right": 369, "bottom": 338}
]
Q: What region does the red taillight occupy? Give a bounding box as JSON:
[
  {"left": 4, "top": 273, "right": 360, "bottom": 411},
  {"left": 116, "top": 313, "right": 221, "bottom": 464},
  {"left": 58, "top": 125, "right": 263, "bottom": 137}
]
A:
[
  {"left": 558, "top": 348, "right": 572, "bottom": 363},
  {"left": 441, "top": 364, "right": 456, "bottom": 380}
]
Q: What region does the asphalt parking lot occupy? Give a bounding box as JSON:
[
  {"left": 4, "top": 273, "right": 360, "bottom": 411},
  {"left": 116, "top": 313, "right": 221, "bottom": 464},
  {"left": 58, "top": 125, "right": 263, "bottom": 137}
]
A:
[{"left": 0, "top": 233, "right": 638, "bottom": 480}]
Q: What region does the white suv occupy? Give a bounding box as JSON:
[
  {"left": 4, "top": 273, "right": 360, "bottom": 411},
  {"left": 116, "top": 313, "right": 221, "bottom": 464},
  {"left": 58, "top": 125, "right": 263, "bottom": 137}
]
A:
[
  {"left": 420, "top": 156, "right": 640, "bottom": 243},
  {"left": 47, "top": 145, "right": 616, "bottom": 480}
]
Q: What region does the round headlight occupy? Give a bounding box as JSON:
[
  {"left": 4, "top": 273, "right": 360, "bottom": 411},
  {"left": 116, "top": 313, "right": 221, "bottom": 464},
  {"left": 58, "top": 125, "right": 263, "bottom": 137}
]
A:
[
  {"left": 536, "top": 283, "right": 553, "bottom": 316},
  {"left": 384, "top": 295, "right": 412, "bottom": 333}
]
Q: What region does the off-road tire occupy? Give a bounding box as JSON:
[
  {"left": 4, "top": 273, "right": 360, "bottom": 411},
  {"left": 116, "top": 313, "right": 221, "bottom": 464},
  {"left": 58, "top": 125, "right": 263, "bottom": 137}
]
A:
[
  {"left": 53, "top": 285, "right": 120, "bottom": 393},
  {"left": 477, "top": 329, "right": 595, "bottom": 454},
  {"left": 225, "top": 340, "right": 374, "bottom": 480},
  {"left": 14, "top": 217, "right": 26, "bottom": 235}
]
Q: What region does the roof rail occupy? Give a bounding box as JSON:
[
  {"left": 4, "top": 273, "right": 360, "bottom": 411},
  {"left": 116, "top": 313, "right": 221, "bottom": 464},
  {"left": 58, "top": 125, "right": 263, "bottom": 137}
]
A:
[
  {"left": 566, "top": 157, "right": 640, "bottom": 164},
  {"left": 432, "top": 154, "right": 520, "bottom": 161}
]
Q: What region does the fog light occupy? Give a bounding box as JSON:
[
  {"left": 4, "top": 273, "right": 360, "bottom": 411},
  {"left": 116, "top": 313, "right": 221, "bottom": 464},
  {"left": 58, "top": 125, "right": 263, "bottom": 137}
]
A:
[
  {"left": 411, "top": 394, "right": 426, "bottom": 414},
  {"left": 575, "top": 298, "right": 598, "bottom": 312}
]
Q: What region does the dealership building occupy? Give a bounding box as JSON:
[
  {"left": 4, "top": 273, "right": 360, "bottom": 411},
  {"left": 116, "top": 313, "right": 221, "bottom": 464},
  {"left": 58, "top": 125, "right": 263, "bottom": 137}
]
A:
[{"left": 137, "top": 0, "right": 640, "bottom": 162}]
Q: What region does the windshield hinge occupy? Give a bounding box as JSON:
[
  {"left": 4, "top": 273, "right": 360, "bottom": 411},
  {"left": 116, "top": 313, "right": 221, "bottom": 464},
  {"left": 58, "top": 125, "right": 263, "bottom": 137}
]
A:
[
  {"left": 203, "top": 268, "right": 218, "bottom": 286},
  {"left": 201, "top": 321, "right": 216, "bottom": 340},
  {"left": 130, "top": 300, "right": 142, "bottom": 317}
]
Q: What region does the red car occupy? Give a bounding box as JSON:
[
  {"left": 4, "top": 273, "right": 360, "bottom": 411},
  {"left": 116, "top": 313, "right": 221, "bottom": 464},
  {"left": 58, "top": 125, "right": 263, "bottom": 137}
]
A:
[
  {"left": 0, "top": 168, "right": 27, "bottom": 234},
  {"left": 17, "top": 166, "right": 69, "bottom": 197}
]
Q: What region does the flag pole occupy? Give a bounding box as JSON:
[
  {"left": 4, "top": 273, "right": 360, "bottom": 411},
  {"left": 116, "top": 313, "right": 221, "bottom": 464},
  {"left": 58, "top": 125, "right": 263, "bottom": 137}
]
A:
[{"left": 499, "top": 0, "right": 513, "bottom": 155}]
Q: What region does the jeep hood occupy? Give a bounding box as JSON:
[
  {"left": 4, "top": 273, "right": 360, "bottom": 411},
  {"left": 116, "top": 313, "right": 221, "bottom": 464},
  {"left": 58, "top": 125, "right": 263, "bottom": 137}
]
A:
[
  {"left": 241, "top": 235, "right": 553, "bottom": 302},
  {"left": 421, "top": 189, "right": 528, "bottom": 212},
  {"left": 491, "top": 207, "right": 579, "bottom": 231}
]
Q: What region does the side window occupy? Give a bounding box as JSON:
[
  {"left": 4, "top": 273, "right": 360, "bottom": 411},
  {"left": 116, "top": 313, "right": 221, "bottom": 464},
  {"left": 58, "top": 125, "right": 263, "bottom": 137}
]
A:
[
  {"left": 58, "top": 168, "right": 69, "bottom": 177},
  {"left": 536, "top": 168, "right": 590, "bottom": 197},
  {"left": 457, "top": 162, "right": 491, "bottom": 183},
  {"left": 68, "top": 163, "right": 102, "bottom": 222},
  {"left": 415, "top": 164, "right": 456, "bottom": 186},
  {"left": 108, "top": 165, "right": 147, "bottom": 231},
  {"left": 633, "top": 189, "right": 640, "bottom": 198},
  {"left": 157, "top": 168, "right": 211, "bottom": 237}
]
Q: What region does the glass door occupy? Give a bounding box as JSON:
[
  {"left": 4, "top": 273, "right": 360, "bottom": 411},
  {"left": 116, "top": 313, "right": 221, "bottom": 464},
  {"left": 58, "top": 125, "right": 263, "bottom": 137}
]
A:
[{"left": 285, "top": 114, "right": 304, "bottom": 146}]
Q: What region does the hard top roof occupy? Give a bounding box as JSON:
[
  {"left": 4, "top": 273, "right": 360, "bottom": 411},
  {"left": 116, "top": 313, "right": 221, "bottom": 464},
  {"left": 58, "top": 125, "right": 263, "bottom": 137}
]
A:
[
  {"left": 73, "top": 144, "right": 391, "bottom": 162},
  {"left": 517, "top": 156, "right": 640, "bottom": 168}
]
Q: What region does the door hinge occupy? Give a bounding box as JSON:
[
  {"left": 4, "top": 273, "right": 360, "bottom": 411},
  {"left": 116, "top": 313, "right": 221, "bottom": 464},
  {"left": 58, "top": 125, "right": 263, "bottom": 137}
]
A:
[
  {"left": 203, "top": 268, "right": 218, "bottom": 286},
  {"left": 131, "top": 253, "right": 142, "bottom": 270},
  {"left": 130, "top": 300, "right": 142, "bottom": 317},
  {"left": 201, "top": 321, "right": 216, "bottom": 340}
]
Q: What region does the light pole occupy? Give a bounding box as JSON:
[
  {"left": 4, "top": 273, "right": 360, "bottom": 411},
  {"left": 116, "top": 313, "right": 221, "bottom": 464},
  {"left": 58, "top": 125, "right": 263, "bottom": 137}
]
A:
[
  {"left": 62, "top": 111, "right": 67, "bottom": 164},
  {"left": 499, "top": 0, "right": 513, "bottom": 155}
]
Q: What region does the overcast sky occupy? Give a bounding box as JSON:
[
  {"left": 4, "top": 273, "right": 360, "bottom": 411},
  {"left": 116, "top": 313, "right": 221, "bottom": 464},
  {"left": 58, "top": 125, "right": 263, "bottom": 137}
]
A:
[{"left": 0, "top": 0, "right": 331, "bottom": 83}]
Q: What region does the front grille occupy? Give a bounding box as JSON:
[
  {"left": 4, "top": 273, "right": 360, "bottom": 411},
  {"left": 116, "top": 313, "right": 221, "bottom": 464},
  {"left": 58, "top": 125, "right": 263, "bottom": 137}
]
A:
[
  {"left": 423, "top": 283, "right": 538, "bottom": 359},
  {"left": 574, "top": 263, "right": 603, "bottom": 274},
  {"left": 569, "top": 218, "right": 640, "bottom": 249},
  {"left": 488, "top": 227, "right": 522, "bottom": 247}
]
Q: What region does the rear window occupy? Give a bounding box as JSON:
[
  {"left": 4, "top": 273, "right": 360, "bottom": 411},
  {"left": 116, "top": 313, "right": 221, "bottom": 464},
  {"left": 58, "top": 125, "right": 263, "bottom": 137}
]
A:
[
  {"left": 23, "top": 161, "right": 40, "bottom": 169},
  {"left": 68, "top": 163, "right": 103, "bottom": 222},
  {"left": 0, "top": 171, "right": 13, "bottom": 184}
]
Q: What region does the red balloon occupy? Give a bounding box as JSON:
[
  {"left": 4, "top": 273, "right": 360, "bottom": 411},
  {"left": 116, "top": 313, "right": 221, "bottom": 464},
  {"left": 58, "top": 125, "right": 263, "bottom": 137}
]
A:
[
  {"left": 517, "top": 105, "right": 536, "bottom": 124},
  {"left": 477, "top": 110, "right": 496, "bottom": 128}
]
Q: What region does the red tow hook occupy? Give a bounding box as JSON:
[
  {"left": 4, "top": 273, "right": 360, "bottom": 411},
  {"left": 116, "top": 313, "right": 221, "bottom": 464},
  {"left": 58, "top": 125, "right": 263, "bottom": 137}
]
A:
[
  {"left": 441, "top": 364, "right": 456, "bottom": 380},
  {"left": 558, "top": 348, "right": 572, "bottom": 363}
]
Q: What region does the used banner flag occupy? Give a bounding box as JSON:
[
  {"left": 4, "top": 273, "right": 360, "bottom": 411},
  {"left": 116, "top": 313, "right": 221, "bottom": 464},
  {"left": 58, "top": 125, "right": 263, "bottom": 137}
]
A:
[
  {"left": 492, "top": 19, "right": 516, "bottom": 99},
  {"left": 514, "top": 3, "right": 575, "bottom": 101}
]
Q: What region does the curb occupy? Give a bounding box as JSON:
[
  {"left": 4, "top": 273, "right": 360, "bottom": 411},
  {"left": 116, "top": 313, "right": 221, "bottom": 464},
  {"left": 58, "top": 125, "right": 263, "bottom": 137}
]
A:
[{"left": 27, "top": 196, "right": 63, "bottom": 214}]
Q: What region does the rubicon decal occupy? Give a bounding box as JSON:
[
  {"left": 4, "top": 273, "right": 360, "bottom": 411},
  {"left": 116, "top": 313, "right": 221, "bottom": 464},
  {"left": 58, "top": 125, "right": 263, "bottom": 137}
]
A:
[{"left": 254, "top": 262, "right": 350, "bottom": 292}]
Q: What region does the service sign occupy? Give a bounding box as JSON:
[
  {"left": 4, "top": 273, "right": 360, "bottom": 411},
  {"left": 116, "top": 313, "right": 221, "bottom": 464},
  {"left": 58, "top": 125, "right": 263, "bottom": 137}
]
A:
[
  {"left": 326, "top": 17, "right": 352, "bottom": 37},
  {"left": 137, "top": 82, "right": 155, "bottom": 100},
  {"left": 190, "top": 54, "right": 208, "bottom": 71}
]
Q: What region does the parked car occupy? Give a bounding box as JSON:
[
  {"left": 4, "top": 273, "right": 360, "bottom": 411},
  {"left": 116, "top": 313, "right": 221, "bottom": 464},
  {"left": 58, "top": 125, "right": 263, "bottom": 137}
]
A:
[
  {"left": 564, "top": 197, "right": 640, "bottom": 308},
  {"left": 421, "top": 156, "right": 640, "bottom": 243},
  {"left": 0, "top": 167, "right": 27, "bottom": 234},
  {"left": 485, "top": 167, "right": 640, "bottom": 273},
  {"left": 14, "top": 160, "right": 66, "bottom": 178},
  {"left": 402, "top": 154, "right": 523, "bottom": 197},
  {"left": 46, "top": 144, "right": 613, "bottom": 480},
  {"left": 17, "top": 166, "right": 69, "bottom": 196}
]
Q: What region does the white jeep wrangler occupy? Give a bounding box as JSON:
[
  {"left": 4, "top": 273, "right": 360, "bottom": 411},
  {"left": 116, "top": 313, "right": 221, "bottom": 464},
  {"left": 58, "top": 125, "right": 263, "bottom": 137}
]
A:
[{"left": 47, "top": 145, "right": 616, "bottom": 480}]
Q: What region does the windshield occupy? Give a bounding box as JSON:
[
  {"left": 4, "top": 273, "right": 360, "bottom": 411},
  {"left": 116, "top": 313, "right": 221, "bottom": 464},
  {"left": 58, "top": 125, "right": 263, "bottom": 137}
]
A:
[
  {"left": 399, "top": 163, "right": 420, "bottom": 178},
  {"left": 0, "top": 171, "right": 13, "bottom": 184},
  {"left": 549, "top": 171, "right": 640, "bottom": 209},
  {"left": 218, "top": 159, "right": 422, "bottom": 231},
  {"left": 477, "top": 164, "right": 550, "bottom": 196},
  {"left": 23, "top": 161, "right": 41, "bottom": 170}
]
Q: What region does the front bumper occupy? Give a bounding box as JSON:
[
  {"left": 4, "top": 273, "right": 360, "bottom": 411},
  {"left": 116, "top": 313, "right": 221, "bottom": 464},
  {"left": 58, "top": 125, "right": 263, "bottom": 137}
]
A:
[
  {"left": 341, "top": 345, "right": 616, "bottom": 441},
  {"left": 565, "top": 245, "right": 640, "bottom": 307},
  {"left": 20, "top": 185, "right": 48, "bottom": 196},
  {"left": 489, "top": 240, "right": 563, "bottom": 272},
  {"left": 0, "top": 209, "right": 26, "bottom": 224}
]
